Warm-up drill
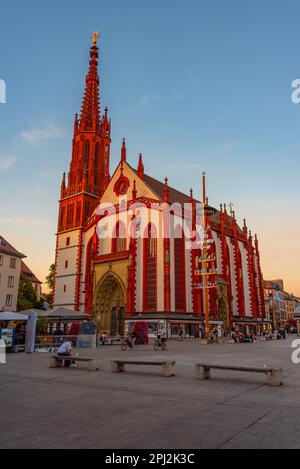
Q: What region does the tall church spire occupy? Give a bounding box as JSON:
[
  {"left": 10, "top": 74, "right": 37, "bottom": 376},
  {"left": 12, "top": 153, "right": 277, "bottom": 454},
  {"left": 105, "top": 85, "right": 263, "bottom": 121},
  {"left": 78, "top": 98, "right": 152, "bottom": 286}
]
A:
[{"left": 79, "top": 33, "right": 101, "bottom": 132}]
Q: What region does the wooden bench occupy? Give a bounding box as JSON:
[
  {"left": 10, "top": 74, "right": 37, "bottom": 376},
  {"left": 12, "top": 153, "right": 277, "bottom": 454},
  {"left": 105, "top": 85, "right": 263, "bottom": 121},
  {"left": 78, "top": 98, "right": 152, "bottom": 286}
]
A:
[
  {"left": 49, "top": 355, "right": 99, "bottom": 371},
  {"left": 194, "top": 363, "right": 283, "bottom": 386},
  {"left": 111, "top": 360, "right": 176, "bottom": 377}
]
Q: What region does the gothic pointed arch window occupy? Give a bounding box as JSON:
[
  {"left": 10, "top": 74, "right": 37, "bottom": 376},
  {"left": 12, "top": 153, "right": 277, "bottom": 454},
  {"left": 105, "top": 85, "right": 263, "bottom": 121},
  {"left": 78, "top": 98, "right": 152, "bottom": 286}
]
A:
[
  {"left": 84, "top": 140, "right": 90, "bottom": 168},
  {"left": 112, "top": 220, "right": 127, "bottom": 253},
  {"left": 174, "top": 227, "right": 186, "bottom": 311},
  {"left": 94, "top": 143, "right": 99, "bottom": 186},
  {"left": 143, "top": 223, "right": 157, "bottom": 311}
]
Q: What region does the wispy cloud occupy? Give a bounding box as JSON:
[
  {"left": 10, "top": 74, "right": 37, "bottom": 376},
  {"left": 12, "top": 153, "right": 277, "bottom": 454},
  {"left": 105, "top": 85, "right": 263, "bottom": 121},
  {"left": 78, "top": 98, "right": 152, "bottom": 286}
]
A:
[
  {"left": 21, "top": 124, "right": 64, "bottom": 144},
  {"left": 135, "top": 92, "right": 182, "bottom": 111},
  {"left": 0, "top": 155, "right": 17, "bottom": 170},
  {"left": 0, "top": 217, "right": 47, "bottom": 226}
]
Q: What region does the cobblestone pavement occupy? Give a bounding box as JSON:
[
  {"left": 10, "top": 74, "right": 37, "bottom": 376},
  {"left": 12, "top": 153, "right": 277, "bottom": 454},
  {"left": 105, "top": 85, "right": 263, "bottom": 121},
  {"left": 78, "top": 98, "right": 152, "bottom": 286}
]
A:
[{"left": 0, "top": 336, "right": 299, "bottom": 448}]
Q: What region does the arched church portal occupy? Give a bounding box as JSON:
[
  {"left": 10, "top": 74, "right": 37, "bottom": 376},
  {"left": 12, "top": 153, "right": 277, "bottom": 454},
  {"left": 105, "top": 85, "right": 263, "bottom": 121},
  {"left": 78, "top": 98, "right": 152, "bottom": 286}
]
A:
[{"left": 94, "top": 274, "right": 125, "bottom": 336}]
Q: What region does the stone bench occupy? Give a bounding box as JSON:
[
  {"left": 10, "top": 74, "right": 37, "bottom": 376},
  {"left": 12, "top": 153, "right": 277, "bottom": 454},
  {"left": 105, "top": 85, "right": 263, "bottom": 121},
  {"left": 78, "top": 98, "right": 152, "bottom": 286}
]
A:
[
  {"left": 111, "top": 360, "right": 176, "bottom": 377},
  {"left": 194, "top": 363, "right": 283, "bottom": 386},
  {"left": 49, "top": 355, "right": 99, "bottom": 371}
]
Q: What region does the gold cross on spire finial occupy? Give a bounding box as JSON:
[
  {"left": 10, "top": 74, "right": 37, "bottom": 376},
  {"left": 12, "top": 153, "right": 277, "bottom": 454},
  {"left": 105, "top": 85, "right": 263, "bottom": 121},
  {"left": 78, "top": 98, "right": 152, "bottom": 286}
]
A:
[{"left": 92, "top": 32, "right": 99, "bottom": 46}]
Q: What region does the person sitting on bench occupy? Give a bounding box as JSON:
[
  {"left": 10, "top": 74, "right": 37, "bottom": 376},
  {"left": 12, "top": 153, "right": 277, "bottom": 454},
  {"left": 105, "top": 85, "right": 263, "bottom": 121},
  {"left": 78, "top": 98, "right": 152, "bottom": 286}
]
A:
[{"left": 57, "top": 340, "right": 76, "bottom": 367}]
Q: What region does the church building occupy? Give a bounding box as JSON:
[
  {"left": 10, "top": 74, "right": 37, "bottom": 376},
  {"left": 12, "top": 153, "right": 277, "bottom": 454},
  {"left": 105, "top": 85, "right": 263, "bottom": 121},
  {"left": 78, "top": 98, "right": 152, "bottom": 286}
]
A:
[{"left": 53, "top": 35, "right": 266, "bottom": 337}]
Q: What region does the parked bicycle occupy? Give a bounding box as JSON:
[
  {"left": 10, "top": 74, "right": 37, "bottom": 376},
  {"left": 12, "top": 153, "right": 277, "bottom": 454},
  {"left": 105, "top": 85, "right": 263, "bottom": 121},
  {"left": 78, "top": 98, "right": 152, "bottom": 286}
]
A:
[
  {"left": 121, "top": 337, "right": 137, "bottom": 351},
  {"left": 153, "top": 338, "right": 167, "bottom": 351}
]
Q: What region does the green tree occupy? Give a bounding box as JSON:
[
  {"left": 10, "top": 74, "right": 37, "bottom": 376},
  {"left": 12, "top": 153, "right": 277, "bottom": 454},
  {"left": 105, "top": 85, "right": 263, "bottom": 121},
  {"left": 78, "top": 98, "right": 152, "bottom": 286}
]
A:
[
  {"left": 36, "top": 316, "right": 50, "bottom": 335},
  {"left": 45, "top": 263, "right": 55, "bottom": 307},
  {"left": 17, "top": 273, "right": 38, "bottom": 311},
  {"left": 45, "top": 263, "right": 55, "bottom": 291}
]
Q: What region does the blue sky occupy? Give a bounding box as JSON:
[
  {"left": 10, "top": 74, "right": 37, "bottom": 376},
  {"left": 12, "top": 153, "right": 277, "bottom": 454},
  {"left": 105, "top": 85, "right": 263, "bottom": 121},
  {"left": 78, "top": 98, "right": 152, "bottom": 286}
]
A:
[{"left": 0, "top": 0, "right": 299, "bottom": 294}]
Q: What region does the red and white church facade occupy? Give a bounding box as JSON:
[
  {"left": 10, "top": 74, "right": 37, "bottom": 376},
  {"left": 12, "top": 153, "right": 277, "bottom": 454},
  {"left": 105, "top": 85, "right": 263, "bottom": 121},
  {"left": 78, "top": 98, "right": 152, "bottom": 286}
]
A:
[{"left": 53, "top": 36, "right": 266, "bottom": 336}]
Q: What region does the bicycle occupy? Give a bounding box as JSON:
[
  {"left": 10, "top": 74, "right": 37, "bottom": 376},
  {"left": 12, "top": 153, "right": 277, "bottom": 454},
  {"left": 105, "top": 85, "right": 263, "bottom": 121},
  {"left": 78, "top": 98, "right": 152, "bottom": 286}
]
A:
[
  {"left": 153, "top": 338, "right": 167, "bottom": 351},
  {"left": 121, "top": 337, "right": 137, "bottom": 351},
  {"left": 207, "top": 333, "right": 218, "bottom": 345}
]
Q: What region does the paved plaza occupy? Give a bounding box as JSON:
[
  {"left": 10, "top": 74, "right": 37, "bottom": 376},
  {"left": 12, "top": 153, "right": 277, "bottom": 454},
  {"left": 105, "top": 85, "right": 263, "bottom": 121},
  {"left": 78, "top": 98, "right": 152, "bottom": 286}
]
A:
[{"left": 1, "top": 337, "right": 300, "bottom": 449}]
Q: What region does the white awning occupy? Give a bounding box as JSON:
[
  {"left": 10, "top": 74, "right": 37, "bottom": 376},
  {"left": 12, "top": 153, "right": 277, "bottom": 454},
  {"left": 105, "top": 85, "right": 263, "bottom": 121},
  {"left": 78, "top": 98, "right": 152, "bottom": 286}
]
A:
[{"left": 0, "top": 311, "right": 28, "bottom": 321}]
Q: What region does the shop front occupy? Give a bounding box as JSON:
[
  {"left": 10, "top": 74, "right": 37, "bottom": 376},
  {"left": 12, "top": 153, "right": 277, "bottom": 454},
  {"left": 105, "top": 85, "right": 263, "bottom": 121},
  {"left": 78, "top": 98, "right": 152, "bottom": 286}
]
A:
[
  {"left": 0, "top": 311, "right": 29, "bottom": 352},
  {"left": 125, "top": 313, "right": 204, "bottom": 340},
  {"left": 21, "top": 307, "right": 95, "bottom": 349},
  {"left": 232, "top": 317, "right": 273, "bottom": 335}
]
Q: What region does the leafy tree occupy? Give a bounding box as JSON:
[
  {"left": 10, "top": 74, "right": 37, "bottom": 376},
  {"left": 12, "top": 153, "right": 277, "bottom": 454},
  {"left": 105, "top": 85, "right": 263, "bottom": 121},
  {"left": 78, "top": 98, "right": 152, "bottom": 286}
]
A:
[
  {"left": 45, "top": 263, "right": 55, "bottom": 291},
  {"left": 43, "top": 292, "right": 53, "bottom": 307},
  {"left": 36, "top": 316, "right": 50, "bottom": 335},
  {"left": 17, "top": 273, "right": 38, "bottom": 311},
  {"left": 33, "top": 298, "right": 47, "bottom": 310},
  {"left": 45, "top": 263, "right": 55, "bottom": 307}
]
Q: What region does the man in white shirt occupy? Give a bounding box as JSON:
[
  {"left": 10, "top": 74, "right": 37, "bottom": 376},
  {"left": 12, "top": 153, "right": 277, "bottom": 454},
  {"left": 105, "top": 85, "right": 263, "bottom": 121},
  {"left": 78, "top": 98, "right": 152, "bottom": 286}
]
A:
[
  {"left": 57, "top": 340, "right": 76, "bottom": 367},
  {"left": 159, "top": 325, "right": 167, "bottom": 350}
]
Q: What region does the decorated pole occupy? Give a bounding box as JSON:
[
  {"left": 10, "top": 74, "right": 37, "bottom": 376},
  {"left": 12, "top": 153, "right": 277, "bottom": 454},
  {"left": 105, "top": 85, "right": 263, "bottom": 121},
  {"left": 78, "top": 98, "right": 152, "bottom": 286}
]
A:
[
  {"left": 193, "top": 172, "right": 217, "bottom": 340},
  {"left": 202, "top": 172, "right": 209, "bottom": 338}
]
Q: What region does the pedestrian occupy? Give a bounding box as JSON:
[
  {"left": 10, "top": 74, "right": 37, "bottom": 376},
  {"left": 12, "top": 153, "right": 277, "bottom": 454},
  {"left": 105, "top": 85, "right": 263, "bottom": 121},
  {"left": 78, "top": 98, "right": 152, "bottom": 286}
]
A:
[
  {"left": 131, "top": 328, "right": 138, "bottom": 347},
  {"left": 159, "top": 325, "right": 167, "bottom": 350},
  {"left": 179, "top": 327, "right": 184, "bottom": 341},
  {"left": 57, "top": 340, "right": 76, "bottom": 367}
]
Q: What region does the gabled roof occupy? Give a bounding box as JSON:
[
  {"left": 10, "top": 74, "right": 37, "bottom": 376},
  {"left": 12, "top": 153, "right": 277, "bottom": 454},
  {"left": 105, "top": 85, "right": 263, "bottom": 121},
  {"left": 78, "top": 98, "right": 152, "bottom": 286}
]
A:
[
  {"left": 126, "top": 163, "right": 196, "bottom": 205},
  {"left": 143, "top": 173, "right": 192, "bottom": 205},
  {"left": 0, "top": 236, "right": 26, "bottom": 259},
  {"left": 21, "top": 261, "right": 42, "bottom": 284}
]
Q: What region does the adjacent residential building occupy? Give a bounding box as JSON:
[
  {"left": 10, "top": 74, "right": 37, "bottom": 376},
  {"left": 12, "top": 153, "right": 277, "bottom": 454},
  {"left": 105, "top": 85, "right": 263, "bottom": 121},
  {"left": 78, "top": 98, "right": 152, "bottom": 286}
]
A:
[
  {"left": 264, "top": 280, "right": 285, "bottom": 327},
  {"left": 263, "top": 279, "right": 300, "bottom": 328},
  {"left": 21, "top": 261, "right": 42, "bottom": 299},
  {"left": 0, "top": 236, "right": 26, "bottom": 311}
]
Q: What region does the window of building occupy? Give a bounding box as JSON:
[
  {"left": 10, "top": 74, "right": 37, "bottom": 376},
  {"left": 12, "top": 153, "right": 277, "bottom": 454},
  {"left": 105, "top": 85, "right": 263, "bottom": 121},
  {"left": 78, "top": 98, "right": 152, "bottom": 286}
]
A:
[
  {"left": 84, "top": 201, "right": 90, "bottom": 220},
  {"left": 8, "top": 276, "right": 14, "bottom": 288},
  {"left": 6, "top": 294, "right": 12, "bottom": 306},
  {"left": 143, "top": 224, "right": 157, "bottom": 311},
  {"left": 94, "top": 143, "right": 99, "bottom": 186},
  {"left": 66, "top": 237, "right": 70, "bottom": 246},
  {"left": 84, "top": 140, "right": 90, "bottom": 168},
  {"left": 75, "top": 141, "right": 79, "bottom": 161},
  {"left": 105, "top": 145, "right": 109, "bottom": 152},
  {"left": 66, "top": 204, "right": 74, "bottom": 228},
  {"left": 63, "top": 285, "right": 67, "bottom": 292},
  {"left": 59, "top": 206, "right": 66, "bottom": 232},
  {"left": 0, "top": 255, "right": 3, "bottom": 265},
  {"left": 75, "top": 202, "right": 82, "bottom": 227},
  {"left": 65, "top": 260, "right": 68, "bottom": 269},
  {"left": 10, "top": 258, "right": 16, "bottom": 269},
  {"left": 112, "top": 221, "right": 127, "bottom": 253},
  {"left": 174, "top": 234, "right": 186, "bottom": 311}
]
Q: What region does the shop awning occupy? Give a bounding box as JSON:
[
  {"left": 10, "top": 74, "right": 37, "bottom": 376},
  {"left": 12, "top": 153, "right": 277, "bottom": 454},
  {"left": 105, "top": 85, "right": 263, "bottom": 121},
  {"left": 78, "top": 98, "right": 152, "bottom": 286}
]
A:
[
  {"left": 232, "top": 320, "right": 272, "bottom": 326},
  {"left": 169, "top": 320, "right": 202, "bottom": 324},
  {"left": 0, "top": 311, "right": 28, "bottom": 321},
  {"left": 126, "top": 313, "right": 202, "bottom": 322},
  {"left": 20, "top": 307, "right": 88, "bottom": 320}
]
